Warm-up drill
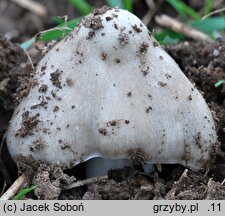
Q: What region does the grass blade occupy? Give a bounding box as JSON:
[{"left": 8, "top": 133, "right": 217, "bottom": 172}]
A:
[
  {"left": 69, "top": 0, "right": 92, "bottom": 15},
  {"left": 13, "top": 185, "right": 37, "bottom": 200},
  {"left": 204, "top": 0, "right": 213, "bottom": 15},
  {"left": 20, "top": 37, "right": 35, "bottom": 50},
  {"left": 166, "top": 0, "right": 201, "bottom": 20},
  {"left": 106, "top": 0, "right": 125, "bottom": 9},
  {"left": 215, "top": 80, "right": 225, "bottom": 88},
  {"left": 37, "top": 17, "right": 81, "bottom": 41},
  {"left": 191, "top": 16, "right": 225, "bottom": 33},
  {"left": 52, "top": 16, "right": 66, "bottom": 24},
  {"left": 124, "top": 0, "right": 133, "bottom": 11},
  {"left": 154, "top": 29, "right": 184, "bottom": 44}
]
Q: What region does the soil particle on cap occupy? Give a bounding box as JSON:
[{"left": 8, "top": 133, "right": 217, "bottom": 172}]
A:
[
  {"left": 58, "top": 139, "right": 70, "bottom": 150},
  {"left": 158, "top": 81, "right": 167, "bottom": 87},
  {"left": 165, "top": 73, "right": 172, "bottom": 79},
  {"left": 127, "top": 92, "right": 132, "bottom": 97},
  {"left": 31, "top": 100, "right": 48, "bottom": 110},
  {"left": 119, "top": 33, "right": 129, "bottom": 47},
  {"left": 128, "top": 148, "right": 150, "bottom": 164},
  {"left": 106, "top": 16, "right": 113, "bottom": 21},
  {"left": 141, "top": 66, "right": 150, "bottom": 76},
  {"left": 132, "top": 24, "right": 142, "bottom": 33},
  {"left": 139, "top": 42, "right": 149, "bottom": 53},
  {"left": 101, "top": 52, "right": 107, "bottom": 60},
  {"left": 194, "top": 132, "right": 202, "bottom": 148},
  {"left": 146, "top": 106, "right": 152, "bottom": 113},
  {"left": 92, "top": 5, "right": 111, "bottom": 16},
  {"left": 30, "top": 139, "right": 45, "bottom": 152},
  {"left": 53, "top": 106, "right": 59, "bottom": 112},
  {"left": 41, "top": 65, "right": 47, "bottom": 72},
  {"left": 98, "top": 128, "right": 108, "bottom": 136},
  {"left": 188, "top": 95, "right": 192, "bottom": 100},
  {"left": 38, "top": 84, "right": 48, "bottom": 93},
  {"left": 82, "top": 15, "right": 103, "bottom": 30},
  {"left": 86, "top": 31, "right": 95, "bottom": 40},
  {"left": 125, "top": 120, "right": 130, "bottom": 124},
  {"left": 66, "top": 78, "right": 74, "bottom": 86},
  {"left": 183, "top": 143, "right": 191, "bottom": 164},
  {"left": 153, "top": 41, "right": 159, "bottom": 47},
  {"left": 114, "top": 23, "right": 118, "bottom": 30},
  {"left": 50, "top": 70, "right": 62, "bottom": 89},
  {"left": 107, "top": 120, "right": 118, "bottom": 126},
  {"left": 15, "top": 111, "right": 40, "bottom": 137},
  {"left": 115, "top": 59, "right": 121, "bottom": 63}
]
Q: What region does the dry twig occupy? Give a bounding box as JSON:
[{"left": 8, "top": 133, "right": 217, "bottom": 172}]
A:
[
  {"left": 11, "top": 0, "right": 47, "bottom": 17},
  {"left": 155, "top": 14, "right": 213, "bottom": 42},
  {"left": 62, "top": 175, "right": 108, "bottom": 190},
  {"left": 0, "top": 174, "right": 28, "bottom": 200},
  {"left": 142, "top": 0, "right": 164, "bottom": 25},
  {"left": 202, "top": 7, "right": 225, "bottom": 20}
]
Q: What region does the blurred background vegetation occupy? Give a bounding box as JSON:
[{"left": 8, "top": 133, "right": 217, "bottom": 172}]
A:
[{"left": 0, "top": 0, "right": 224, "bottom": 49}]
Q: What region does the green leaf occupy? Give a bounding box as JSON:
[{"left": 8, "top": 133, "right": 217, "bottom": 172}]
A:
[
  {"left": 215, "top": 80, "right": 225, "bottom": 88},
  {"left": 52, "top": 16, "right": 67, "bottom": 24},
  {"left": 69, "top": 0, "right": 92, "bottom": 15},
  {"left": 37, "top": 17, "right": 81, "bottom": 42},
  {"left": 166, "top": 0, "right": 201, "bottom": 20},
  {"left": 190, "top": 16, "right": 225, "bottom": 33},
  {"left": 13, "top": 185, "right": 37, "bottom": 200},
  {"left": 124, "top": 0, "right": 133, "bottom": 11},
  {"left": 20, "top": 37, "right": 35, "bottom": 50},
  {"left": 204, "top": 0, "right": 213, "bottom": 15},
  {"left": 154, "top": 29, "right": 184, "bottom": 44},
  {"left": 106, "top": 0, "right": 125, "bottom": 9}
]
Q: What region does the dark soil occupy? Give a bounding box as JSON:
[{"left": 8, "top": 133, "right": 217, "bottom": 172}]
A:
[{"left": 1, "top": 1, "right": 225, "bottom": 200}]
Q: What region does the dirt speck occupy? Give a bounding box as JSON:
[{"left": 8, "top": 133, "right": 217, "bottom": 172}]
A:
[
  {"left": 98, "top": 128, "right": 107, "bottom": 136},
  {"left": 139, "top": 42, "right": 149, "bottom": 53},
  {"left": 188, "top": 95, "right": 192, "bottom": 100},
  {"left": 146, "top": 106, "right": 152, "bottom": 113},
  {"left": 127, "top": 92, "right": 132, "bottom": 97},
  {"left": 158, "top": 81, "right": 167, "bottom": 87},
  {"left": 108, "top": 120, "right": 118, "bottom": 126},
  {"left": 82, "top": 15, "right": 103, "bottom": 30},
  {"left": 15, "top": 111, "right": 40, "bottom": 137},
  {"left": 66, "top": 78, "right": 74, "bottom": 86},
  {"left": 86, "top": 31, "right": 95, "bottom": 40},
  {"left": 106, "top": 16, "right": 113, "bottom": 21},
  {"left": 132, "top": 24, "right": 142, "bottom": 33},
  {"left": 119, "top": 33, "right": 129, "bottom": 47},
  {"left": 153, "top": 41, "right": 159, "bottom": 47},
  {"left": 141, "top": 66, "right": 150, "bottom": 76},
  {"left": 30, "top": 140, "right": 45, "bottom": 152},
  {"left": 114, "top": 23, "right": 118, "bottom": 30},
  {"left": 194, "top": 132, "right": 202, "bottom": 148},
  {"left": 101, "top": 52, "right": 107, "bottom": 60},
  {"left": 115, "top": 59, "right": 121, "bottom": 63},
  {"left": 53, "top": 106, "right": 59, "bottom": 112},
  {"left": 38, "top": 84, "right": 48, "bottom": 93},
  {"left": 128, "top": 148, "right": 150, "bottom": 164},
  {"left": 50, "top": 70, "right": 62, "bottom": 89}
]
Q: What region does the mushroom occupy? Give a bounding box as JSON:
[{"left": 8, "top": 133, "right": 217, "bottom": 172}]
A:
[{"left": 6, "top": 7, "right": 217, "bottom": 177}]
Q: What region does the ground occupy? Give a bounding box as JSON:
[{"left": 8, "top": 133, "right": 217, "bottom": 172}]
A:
[{"left": 1, "top": 0, "right": 225, "bottom": 200}]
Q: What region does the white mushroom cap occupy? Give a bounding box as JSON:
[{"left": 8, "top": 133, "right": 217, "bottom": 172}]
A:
[{"left": 7, "top": 7, "right": 217, "bottom": 171}]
